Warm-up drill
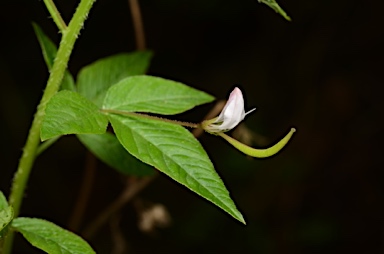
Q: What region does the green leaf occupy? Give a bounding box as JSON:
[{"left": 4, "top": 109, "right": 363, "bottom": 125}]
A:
[
  {"left": 41, "top": 91, "right": 108, "bottom": 141},
  {"left": 0, "top": 206, "right": 13, "bottom": 238},
  {"left": 103, "top": 75, "right": 214, "bottom": 115},
  {"left": 258, "top": 0, "right": 291, "bottom": 21},
  {"left": 12, "top": 217, "right": 95, "bottom": 254},
  {"left": 108, "top": 114, "right": 245, "bottom": 223},
  {"left": 32, "top": 23, "right": 76, "bottom": 91},
  {"left": 0, "top": 191, "right": 7, "bottom": 210},
  {"left": 77, "top": 133, "right": 154, "bottom": 176},
  {"left": 77, "top": 51, "right": 152, "bottom": 107}
]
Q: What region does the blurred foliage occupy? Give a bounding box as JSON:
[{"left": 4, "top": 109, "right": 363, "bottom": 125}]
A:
[{"left": 1, "top": 0, "right": 384, "bottom": 253}]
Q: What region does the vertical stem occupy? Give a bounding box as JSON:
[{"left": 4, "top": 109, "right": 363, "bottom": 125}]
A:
[
  {"left": 2, "top": 0, "right": 96, "bottom": 253},
  {"left": 128, "top": 0, "right": 146, "bottom": 50}
]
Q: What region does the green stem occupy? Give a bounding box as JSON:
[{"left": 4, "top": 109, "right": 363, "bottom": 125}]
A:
[
  {"left": 101, "top": 109, "right": 199, "bottom": 128},
  {"left": 217, "top": 128, "right": 296, "bottom": 158},
  {"left": 2, "top": 0, "right": 96, "bottom": 253},
  {"left": 36, "top": 136, "right": 61, "bottom": 156},
  {"left": 43, "top": 0, "right": 67, "bottom": 32}
]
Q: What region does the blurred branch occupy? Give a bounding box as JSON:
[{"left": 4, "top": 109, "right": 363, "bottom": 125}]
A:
[
  {"left": 82, "top": 175, "right": 156, "bottom": 239},
  {"left": 110, "top": 213, "right": 127, "bottom": 254},
  {"left": 68, "top": 151, "right": 97, "bottom": 232},
  {"left": 128, "top": 0, "right": 146, "bottom": 50}
]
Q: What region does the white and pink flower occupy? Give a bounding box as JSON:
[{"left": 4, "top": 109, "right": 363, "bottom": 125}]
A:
[{"left": 203, "top": 87, "right": 255, "bottom": 133}]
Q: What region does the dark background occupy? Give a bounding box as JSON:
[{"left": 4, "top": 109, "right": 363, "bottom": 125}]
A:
[{"left": 1, "top": 0, "right": 384, "bottom": 253}]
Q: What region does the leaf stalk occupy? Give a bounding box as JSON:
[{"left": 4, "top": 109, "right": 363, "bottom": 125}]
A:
[
  {"left": 42, "top": 0, "right": 67, "bottom": 32},
  {"left": 101, "top": 109, "right": 199, "bottom": 128}
]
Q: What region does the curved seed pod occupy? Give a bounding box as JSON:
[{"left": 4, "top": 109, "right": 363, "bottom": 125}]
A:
[{"left": 217, "top": 128, "right": 296, "bottom": 158}]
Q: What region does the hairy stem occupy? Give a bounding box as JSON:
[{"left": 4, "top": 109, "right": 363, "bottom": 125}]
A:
[
  {"left": 101, "top": 109, "right": 199, "bottom": 128},
  {"left": 43, "top": 0, "right": 67, "bottom": 32},
  {"left": 2, "top": 0, "right": 96, "bottom": 253}
]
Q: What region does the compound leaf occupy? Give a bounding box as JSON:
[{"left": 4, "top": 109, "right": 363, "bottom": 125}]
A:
[
  {"left": 77, "top": 133, "right": 154, "bottom": 176},
  {"left": 77, "top": 51, "right": 152, "bottom": 107},
  {"left": 103, "top": 75, "right": 214, "bottom": 115},
  {"left": 12, "top": 217, "right": 95, "bottom": 254},
  {"left": 41, "top": 91, "right": 108, "bottom": 141},
  {"left": 108, "top": 114, "right": 245, "bottom": 223}
]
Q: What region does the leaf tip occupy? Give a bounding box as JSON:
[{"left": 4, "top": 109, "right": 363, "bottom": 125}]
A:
[
  {"left": 39, "top": 134, "right": 48, "bottom": 142},
  {"left": 40, "top": 128, "right": 55, "bottom": 142},
  {"left": 31, "top": 21, "right": 38, "bottom": 29},
  {"left": 284, "top": 15, "right": 292, "bottom": 22},
  {"left": 239, "top": 216, "right": 246, "bottom": 225}
]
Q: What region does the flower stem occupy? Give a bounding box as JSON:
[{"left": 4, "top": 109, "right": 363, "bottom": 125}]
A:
[
  {"left": 43, "top": 0, "right": 67, "bottom": 32},
  {"left": 2, "top": 0, "right": 96, "bottom": 253},
  {"left": 101, "top": 109, "right": 199, "bottom": 128},
  {"left": 217, "top": 128, "right": 296, "bottom": 158}
]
